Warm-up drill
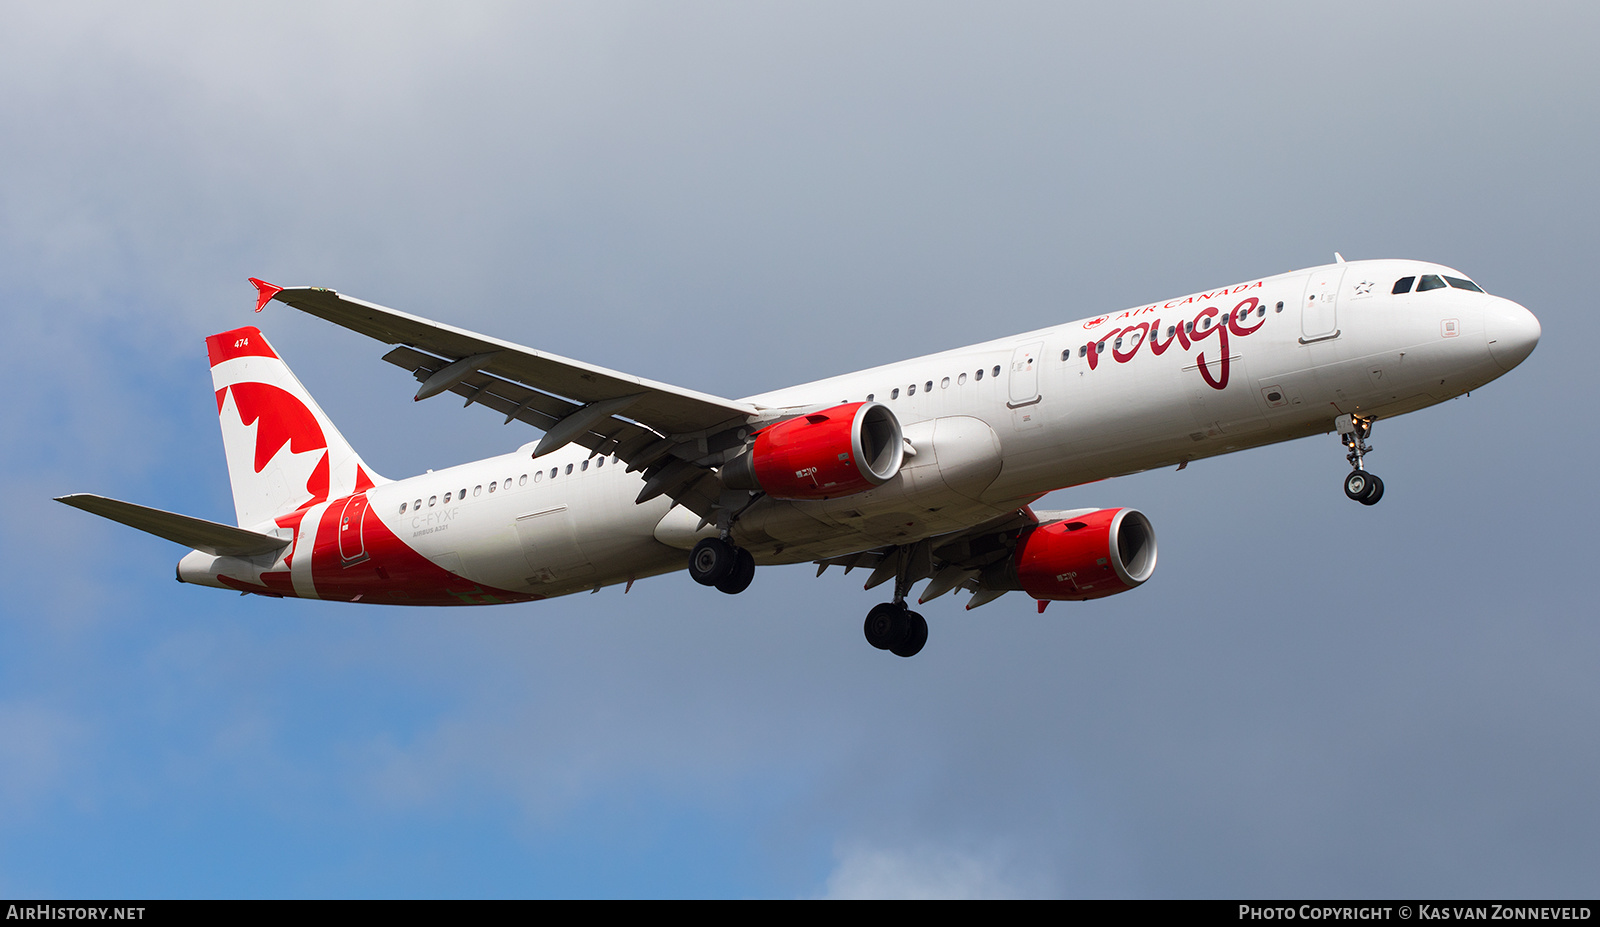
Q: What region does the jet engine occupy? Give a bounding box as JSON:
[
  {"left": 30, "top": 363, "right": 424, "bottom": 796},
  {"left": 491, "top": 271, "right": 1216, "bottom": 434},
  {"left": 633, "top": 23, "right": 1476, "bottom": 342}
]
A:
[
  {"left": 1012, "top": 507, "right": 1157, "bottom": 601},
  {"left": 721, "top": 401, "right": 904, "bottom": 500}
]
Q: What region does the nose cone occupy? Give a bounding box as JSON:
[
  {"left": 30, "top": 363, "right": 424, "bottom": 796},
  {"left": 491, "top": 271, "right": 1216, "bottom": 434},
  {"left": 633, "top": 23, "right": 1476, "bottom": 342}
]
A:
[{"left": 1485, "top": 299, "right": 1541, "bottom": 372}]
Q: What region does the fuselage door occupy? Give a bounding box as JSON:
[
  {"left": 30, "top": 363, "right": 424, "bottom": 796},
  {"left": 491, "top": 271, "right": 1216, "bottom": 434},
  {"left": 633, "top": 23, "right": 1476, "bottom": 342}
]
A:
[
  {"left": 337, "top": 492, "right": 370, "bottom": 566},
  {"left": 1300, "top": 267, "right": 1345, "bottom": 342},
  {"left": 1007, "top": 341, "right": 1043, "bottom": 408}
]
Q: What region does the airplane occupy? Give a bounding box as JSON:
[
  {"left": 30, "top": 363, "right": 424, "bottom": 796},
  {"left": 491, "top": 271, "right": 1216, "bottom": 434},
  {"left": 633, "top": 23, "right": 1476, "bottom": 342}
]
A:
[{"left": 57, "top": 256, "right": 1540, "bottom": 657}]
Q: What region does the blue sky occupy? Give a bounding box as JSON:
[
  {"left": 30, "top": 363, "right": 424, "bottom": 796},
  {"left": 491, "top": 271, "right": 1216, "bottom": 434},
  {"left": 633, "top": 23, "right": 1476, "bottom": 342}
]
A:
[{"left": 2, "top": 2, "right": 1597, "bottom": 898}]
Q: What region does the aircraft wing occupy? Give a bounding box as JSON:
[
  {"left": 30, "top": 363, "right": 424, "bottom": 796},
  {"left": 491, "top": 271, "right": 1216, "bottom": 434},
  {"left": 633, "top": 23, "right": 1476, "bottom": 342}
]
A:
[
  {"left": 256, "top": 281, "right": 770, "bottom": 518},
  {"left": 814, "top": 506, "right": 1098, "bottom": 610}
]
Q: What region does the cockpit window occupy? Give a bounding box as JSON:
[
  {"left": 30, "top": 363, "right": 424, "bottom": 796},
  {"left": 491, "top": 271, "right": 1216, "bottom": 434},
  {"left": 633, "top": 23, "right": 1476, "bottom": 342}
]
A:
[
  {"left": 1392, "top": 276, "right": 1415, "bottom": 294},
  {"left": 1444, "top": 276, "right": 1485, "bottom": 293},
  {"left": 1417, "top": 274, "right": 1446, "bottom": 292}
]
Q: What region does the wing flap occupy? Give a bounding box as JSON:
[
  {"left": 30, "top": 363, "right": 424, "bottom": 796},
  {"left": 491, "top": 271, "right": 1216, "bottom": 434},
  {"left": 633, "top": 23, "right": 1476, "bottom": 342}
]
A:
[
  {"left": 811, "top": 506, "right": 1045, "bottom": 607},
  {"left": 379, "top": 343, "right": 725, "bottom": 517},
  {"left": 56, "top": 494, "right": 290, "bottom": 558}
]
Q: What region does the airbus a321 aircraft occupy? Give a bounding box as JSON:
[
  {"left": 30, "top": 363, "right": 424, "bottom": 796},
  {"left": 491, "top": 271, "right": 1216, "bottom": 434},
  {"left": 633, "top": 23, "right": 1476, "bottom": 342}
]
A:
[{"left": 58, "top": 257, "right": 1539, "bottom": 657}]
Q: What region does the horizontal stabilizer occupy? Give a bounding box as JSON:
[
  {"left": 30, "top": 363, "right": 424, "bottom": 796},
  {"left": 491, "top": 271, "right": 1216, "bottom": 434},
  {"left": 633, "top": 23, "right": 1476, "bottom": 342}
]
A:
[{"left": 55, "top": 494, "right": 290, "bottom": 558}]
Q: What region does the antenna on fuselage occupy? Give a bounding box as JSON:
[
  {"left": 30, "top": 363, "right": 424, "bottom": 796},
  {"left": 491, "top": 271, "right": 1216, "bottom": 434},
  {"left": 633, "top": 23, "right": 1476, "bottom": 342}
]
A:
[{"left": 1334, "top": 252, "right": 1346, "bottom": 263}]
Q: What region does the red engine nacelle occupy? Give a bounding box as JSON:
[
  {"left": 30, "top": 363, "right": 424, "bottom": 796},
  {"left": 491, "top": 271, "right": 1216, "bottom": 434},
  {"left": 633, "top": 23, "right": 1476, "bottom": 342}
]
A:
[
  {"left": 1014, "top": 507, "right": 1158, "bottom": 601},
  {"left": 721, "top": 401, "right": 904, "bottom": 500}
]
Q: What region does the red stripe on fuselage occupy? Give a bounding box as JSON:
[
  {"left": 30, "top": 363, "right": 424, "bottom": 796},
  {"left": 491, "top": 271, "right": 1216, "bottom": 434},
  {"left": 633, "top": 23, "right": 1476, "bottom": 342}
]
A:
[
  {"left": 309, "top": 495, "right": 536, "bottom": 606},
  {"left": 218, "top": 571, "right": 296, "bottom": 598}
]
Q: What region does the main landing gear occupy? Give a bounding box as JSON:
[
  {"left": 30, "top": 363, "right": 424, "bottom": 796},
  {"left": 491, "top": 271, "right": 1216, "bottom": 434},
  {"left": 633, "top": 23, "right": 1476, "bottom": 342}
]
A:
[
  {"left": 861, "top": 550, "right": 929, "bottom": 658},
  {"left": 688, "top": 537, "right": 756, "bottom": 595},
  {"left": 1337, "top": 413, "right": 1384, "bottom": 506},
  {"left": 863, "top": 602, "right": 928, "bottom": 658}
]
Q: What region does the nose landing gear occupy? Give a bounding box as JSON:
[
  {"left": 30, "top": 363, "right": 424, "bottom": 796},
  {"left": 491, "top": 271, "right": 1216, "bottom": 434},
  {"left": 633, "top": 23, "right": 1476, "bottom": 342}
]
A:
[{"left": 1336, "top": 414, "right": 1384, "bottom": 506}]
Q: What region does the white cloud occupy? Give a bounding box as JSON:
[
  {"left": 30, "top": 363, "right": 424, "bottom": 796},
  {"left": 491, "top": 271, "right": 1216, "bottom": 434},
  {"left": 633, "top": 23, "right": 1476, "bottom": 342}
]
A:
[{"left": 819, "top": 842, "right": 1050, "bottom": 900}]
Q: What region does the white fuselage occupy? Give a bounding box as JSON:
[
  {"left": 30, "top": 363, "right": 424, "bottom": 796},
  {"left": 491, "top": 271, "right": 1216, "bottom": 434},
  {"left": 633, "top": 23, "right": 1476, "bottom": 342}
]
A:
[{"left": 180, "top": 259, "right": 1539, "bottom": 603}]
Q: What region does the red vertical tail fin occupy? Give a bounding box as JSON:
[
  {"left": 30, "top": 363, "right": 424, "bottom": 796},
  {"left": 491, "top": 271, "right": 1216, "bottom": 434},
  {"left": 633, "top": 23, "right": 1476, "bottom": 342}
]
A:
[{"left": 206, "top": 326, "right": 383, "bottom": 529}]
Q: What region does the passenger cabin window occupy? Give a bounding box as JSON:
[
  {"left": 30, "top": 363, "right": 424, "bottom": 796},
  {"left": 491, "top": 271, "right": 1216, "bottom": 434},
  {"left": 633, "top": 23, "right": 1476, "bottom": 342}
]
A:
[
  {"left": 1445, "top": 276, "right": 1485, "bottom": 293},
  {"left": 992, "top": 366, "right": 1001, "bottom": 377},
  {"left": 1417, "top": 274, "right": 1446, "bottom": 292},
  {"left": 1393, "top": 276, "right": 1416, "bottom": 294},
  {"left": 974, "top": 369, "right": 983, "bottom": 381}
]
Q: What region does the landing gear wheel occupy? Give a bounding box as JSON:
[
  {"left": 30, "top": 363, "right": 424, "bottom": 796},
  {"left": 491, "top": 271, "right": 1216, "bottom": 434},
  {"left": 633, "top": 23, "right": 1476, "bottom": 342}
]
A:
[
  {"left": 1358, "top": 473, "right": 1384, "bottom": 506},
  {"left": 716, "top": 547, "right": 756, "bottom": 595},
  {"left": 863, "top": 603, "right": 911, "bottom": 651},
  {"left": 889, "top": 610, "right": 928, "bottom": 658},
  {"left": 1343, "top": 470, "right": 1385, "bottom": 505},
  {"left": 689, "top": 537, "right": 737, "bottom": 586}
]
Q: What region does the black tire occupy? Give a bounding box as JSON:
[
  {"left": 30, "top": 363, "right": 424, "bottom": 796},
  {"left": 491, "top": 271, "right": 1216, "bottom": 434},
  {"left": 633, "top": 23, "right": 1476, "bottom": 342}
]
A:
[
  {"left": 716, "top": 547, "right": 756, "bottom": 594},
  {"left": 689, "top": 537, "right": 737, "bottom": 586},
  {"left": 863, "top": 603, "right": 911, "bottom": 651},
  {"left": 1344, "top": 470, "right": 1373, "bottom": 502},
  {"left": 1359, "top": 473, "right": 1385, "bottom": 506},
  {"left": 890, "top": 610, "right": 928, "bottom": 658}
]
